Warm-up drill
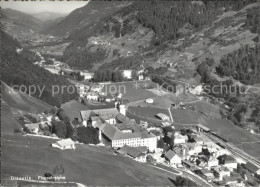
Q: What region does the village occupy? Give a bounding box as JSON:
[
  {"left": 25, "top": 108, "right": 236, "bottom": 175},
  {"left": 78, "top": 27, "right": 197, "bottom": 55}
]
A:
[{"left": 14, "top": 72, "right": 260, "bottom": 187}]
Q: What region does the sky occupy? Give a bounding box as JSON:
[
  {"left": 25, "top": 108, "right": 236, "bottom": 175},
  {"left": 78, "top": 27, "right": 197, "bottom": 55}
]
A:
[{"left": 1, "top": 0, "right": 89, "bottom": 14}]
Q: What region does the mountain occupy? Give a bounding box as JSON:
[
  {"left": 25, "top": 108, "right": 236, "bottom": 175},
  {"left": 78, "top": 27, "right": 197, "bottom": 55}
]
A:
[
  {"left": 42, "top": 1, "right": 131, "bottom": 37},
  {"left": 0, "top": 30, "right": 78, "bottom": 107},
  {"left": 31, "top": 12, "right": 67, "bottom": 22},
  {"left": 61, "top": 1, "right": 257, "bottom": 72},
  {"left": 1, "top": 8, "right": 43, "bottom": 31}
]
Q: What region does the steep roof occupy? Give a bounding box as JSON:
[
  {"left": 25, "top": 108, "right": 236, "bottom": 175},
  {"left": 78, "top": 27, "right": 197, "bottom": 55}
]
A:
[{"left": 165, "top": 150, "right": 179, "bottom": 160}]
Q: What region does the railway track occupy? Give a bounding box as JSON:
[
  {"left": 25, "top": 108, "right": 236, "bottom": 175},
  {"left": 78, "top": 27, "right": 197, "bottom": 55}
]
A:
[{"left": 202, "top": 132, "right": 260, "bottom": 168}]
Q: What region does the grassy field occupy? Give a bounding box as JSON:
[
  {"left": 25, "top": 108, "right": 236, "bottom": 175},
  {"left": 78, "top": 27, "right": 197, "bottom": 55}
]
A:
[
  {"left": 190, "top": 100, "right": 221, "bottom": 118},
  {"left": 101, "top": 81, "right": 157, "bottom": 102},
  {"left": 199, "top": 116, "right": 260, "bottom": 159},
  {"left": 128, "top": 106, "right": 170, "bottom": 121},
  {"left": 1, "top": 103, "right": 23, "bottom": 133},
  {"left": 170, "top": 109, "right": 201, "bottom": 125},
  {"left": 1, "top": 134, "right": 180, "bottom": 186}
]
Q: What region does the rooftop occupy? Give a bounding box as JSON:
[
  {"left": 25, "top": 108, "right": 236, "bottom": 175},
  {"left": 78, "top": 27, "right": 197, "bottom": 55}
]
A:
[{"left": 117, "top": 145, "right": 146, "bottom": 158}]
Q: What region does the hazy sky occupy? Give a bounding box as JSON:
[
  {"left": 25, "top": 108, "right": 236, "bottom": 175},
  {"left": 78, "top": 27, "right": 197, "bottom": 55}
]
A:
[{"left": 1, "top": 0, "right": 89, "bottom": 14}]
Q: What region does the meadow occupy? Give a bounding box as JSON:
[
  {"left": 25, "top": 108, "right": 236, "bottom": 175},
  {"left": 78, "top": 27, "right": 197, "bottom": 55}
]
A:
[{"left": 1, "top": 134, "right": 180, "bottom": 186}]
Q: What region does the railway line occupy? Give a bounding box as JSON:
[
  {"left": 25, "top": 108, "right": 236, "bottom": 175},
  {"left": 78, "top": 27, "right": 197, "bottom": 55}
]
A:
[{"left": 201, "top": 132, "right": 260, "bottom": 168}]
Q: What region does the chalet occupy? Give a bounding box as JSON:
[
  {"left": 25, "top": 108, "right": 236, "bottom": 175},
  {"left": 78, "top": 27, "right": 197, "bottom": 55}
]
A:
[
  {"left": 52, "top": 138, "right": 75, "bottom": 150},
  {"left": 156, "top": 113, "right": 170, "bottom": 121},
  {"left": 165, "top": 150, "right": 182, "bottom": 166}
]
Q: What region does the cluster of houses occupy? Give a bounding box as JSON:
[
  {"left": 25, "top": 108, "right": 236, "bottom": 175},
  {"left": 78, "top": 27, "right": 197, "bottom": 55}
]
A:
[
  {"left": 76, "top": 83, "right": 123, "bottom": 104},
  {"left": 154, "top": 125, "right": 250, "bottom": 186}
]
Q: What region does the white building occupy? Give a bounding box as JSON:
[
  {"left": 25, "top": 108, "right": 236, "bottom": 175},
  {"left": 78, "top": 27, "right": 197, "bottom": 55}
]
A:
[
  {"left": 174, "top": 133, "right": 188, "bottom": 144},
  {"left": 146, "top": 98, "right": 154, "bottom": 104},
  {"left": 122, "top": 70, "right": 132, "bottom": 79},
  {"left": 76, "top": 84, "right": 90, "bottom": 97},
  {"left": 86, "top": 92, "right": 99, "bottom": 101},
  {"left": 52, "top": 138, "right": 75, "bottom": 150},
  {"left": 207, "top": 158, "right": 219, "bottom": 168},
  {"left": 80, "top": 72, "right": 94, "bottom": 80},
  {"left": 80, "top": 108, "right": 157, "bottom": 152}
]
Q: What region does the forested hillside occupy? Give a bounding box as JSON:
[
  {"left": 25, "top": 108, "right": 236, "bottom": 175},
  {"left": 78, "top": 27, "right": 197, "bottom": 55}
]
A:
[
  {"left": 1, "top": 8, "right": 43, "bottom": 32},
  {"left": 62, "top": 0, "right": 254, "bottom": 71},
  {"left": 42, "top": 1, "right": 130, "bottom": 37},
  {"left": 0, "top": 30, "right": 78, "bottom": 107},
  {"left": 216, "top": 44, "right": 260, "bottom": 84}
]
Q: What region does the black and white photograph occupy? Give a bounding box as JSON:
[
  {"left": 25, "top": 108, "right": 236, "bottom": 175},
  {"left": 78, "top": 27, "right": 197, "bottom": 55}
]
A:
[{"left": 1, "top": 0, "right": 260, "bottom": 186}]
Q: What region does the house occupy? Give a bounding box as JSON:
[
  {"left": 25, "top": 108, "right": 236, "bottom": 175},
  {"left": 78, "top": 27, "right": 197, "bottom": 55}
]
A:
[
  {"left": 80, "top": 71, "right": 94, "bottom": 80},
  {"left": 174, "top": 133, "right": 188, "bottom": 144},
  {"left": 86, "top": 92, "right": 99, "bottom": 101},
  {"left": 24, "top": 123, "right": 40, "bottom": 134},
  {"left": 196, "top": 168, "right": 214, "bottom": 181},
  {"left": 243, "top": 162, "right": 260, "bottom": 175},
  {"left": 212, "top": 166, "right": 231, "bottom": 181},
  {"left": 223, "top": 155, "right": 237, "bottom": 171},
  {"left": 122, "top": 70, "right": 132, "bottom": 79},
  {"left": 155, "top": 113, "right": 170, "bottom": 121},
  {"left": 207, "top": 157, "right": 219, "bottom": 168},
  {"left": 76, "top": 84, "right": 90, "bottom": 97},
  {"left": 138, "top": 74, "right": 144, "bottom": 80},
  {"left": 182, "top": 160, "right": 197, "bottom": 171},
  {"left": 165, "top": 150, "right": 182, "bottom": 166},
  {"left": 116, "top": 145, "right": 147, "bottom": 162},
  {"left": 146, "top": 98, "right": 154, "bottom": 104},
  {"left": 187, "top": 142, "right": 202, "bottom": 155},
  {"left": 52, "top": 138, "right": 75, "bottom": 150}
]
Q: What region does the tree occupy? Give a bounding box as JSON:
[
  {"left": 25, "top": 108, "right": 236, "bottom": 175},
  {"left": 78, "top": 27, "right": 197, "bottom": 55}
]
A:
[
  {"left": 174, "top": 176, "right": 197, "bottom": 187},
  {"left": 52, "top": 121, "right": 66, "bottom": 138},
  {"left": 76, "top": 126, "right": 99, "bottom": 144},
  {"left": 162, "top": 126, "right": 175, "bottom": 136}
]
